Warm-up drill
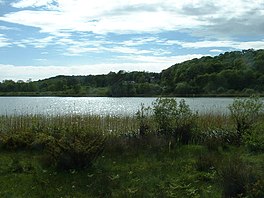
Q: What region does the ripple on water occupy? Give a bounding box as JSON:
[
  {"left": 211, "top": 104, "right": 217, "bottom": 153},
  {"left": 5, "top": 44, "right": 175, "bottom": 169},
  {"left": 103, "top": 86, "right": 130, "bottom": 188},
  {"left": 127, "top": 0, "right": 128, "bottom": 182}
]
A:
[{"left": 0, "top": 97, "right": 242, "bottom": 116}]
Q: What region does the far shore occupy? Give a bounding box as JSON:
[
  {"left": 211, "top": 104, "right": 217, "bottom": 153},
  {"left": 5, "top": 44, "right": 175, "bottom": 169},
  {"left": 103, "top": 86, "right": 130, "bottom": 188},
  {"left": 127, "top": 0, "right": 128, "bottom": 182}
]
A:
[{"left": 0, "top": 92, "right": 263, "bottom": 98}]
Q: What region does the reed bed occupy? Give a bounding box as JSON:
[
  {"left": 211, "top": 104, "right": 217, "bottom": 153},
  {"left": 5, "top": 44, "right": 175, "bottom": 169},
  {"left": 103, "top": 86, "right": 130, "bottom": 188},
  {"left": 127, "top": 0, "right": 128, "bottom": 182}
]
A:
[
  {"left": 197, "top": 112, "right": 233, "bottom": 131},
  {"left": 0, "top": 114, "right": 143, "bottom": 137},
  {"left": 0, "top": 106, "right": 261, "bottom": 149},
  {"left": 0, "top": 112, "right": 235, "bottom": 138}
]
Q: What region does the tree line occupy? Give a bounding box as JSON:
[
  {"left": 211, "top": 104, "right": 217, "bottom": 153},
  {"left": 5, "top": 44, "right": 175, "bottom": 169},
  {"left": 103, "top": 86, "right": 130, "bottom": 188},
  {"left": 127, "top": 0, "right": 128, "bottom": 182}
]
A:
[{"left": 1, "top": 49, "right": 264, "bottom": 96}]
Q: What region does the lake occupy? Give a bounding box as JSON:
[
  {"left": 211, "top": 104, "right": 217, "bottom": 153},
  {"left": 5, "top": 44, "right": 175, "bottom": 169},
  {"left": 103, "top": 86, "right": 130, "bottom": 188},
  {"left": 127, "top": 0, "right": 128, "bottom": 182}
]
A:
[{"left": 0, "top": 97, "right": 239, "bottom": 116}]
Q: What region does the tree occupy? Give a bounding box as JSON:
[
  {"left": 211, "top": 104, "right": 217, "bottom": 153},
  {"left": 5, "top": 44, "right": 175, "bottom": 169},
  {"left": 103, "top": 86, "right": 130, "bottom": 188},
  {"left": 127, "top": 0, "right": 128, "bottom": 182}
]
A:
[{"left": 174, "top": 82, "right": 193, "bottom": 95}]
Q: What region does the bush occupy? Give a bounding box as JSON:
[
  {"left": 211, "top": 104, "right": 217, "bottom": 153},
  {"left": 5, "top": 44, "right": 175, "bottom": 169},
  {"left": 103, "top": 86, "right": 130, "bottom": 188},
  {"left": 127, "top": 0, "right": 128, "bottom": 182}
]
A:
[
  {"left": 153, "top": 98, "right": 197, "bottom": 144},
  {"left": 44, "top": 130, "right": 105, "bottom": 170},
  {"left": 228, "top": 96, "right": 263, "bottom": 143},
  {"left": 243, "top": 123, "right": 264, "bottom": 152},
  {"left": 0, "top": 131, "right": 36, "bottom": 150}
]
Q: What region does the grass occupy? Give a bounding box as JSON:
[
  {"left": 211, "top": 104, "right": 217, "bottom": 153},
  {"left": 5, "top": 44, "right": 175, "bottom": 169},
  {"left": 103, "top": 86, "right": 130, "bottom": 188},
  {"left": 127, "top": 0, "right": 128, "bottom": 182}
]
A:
[
  {"left": 0, "top": 146, "right": 221, "bottom": 197},
  {"left": 0, "top": 114, "right": 140, "bottom": 137},
  {"left": 0, "top": 113, "right": 263, "bottom": 197}
]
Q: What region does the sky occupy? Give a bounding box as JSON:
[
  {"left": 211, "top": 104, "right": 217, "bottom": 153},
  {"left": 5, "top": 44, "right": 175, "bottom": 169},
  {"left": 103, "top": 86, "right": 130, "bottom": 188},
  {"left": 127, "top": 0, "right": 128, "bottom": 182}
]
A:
[{"left": 0, "top": 0, "right": 264, "bottom": 81}]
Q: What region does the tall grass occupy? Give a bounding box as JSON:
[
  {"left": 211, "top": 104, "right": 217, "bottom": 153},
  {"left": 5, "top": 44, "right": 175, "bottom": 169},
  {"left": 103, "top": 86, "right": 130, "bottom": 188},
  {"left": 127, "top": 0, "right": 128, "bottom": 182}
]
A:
[
  {"left": 0, "top": 111, "right": 260, "bottom": 146},
  {"left": 197, "top": 112, "right": 233, "bottom": 132},
  {"left": 0, "top": 114, "right": 141, "bottom": 137}
]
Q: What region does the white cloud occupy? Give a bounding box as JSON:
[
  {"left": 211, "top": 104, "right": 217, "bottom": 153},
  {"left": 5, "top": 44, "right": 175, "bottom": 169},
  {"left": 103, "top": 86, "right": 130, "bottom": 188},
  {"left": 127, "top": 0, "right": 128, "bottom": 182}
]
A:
[
  {"left": 11, "top": 0, "right": 57, "bottom": 9},
  {"left": 63, "top": 46, "right": 100, "bottom": 56},
  {"left": 0, "top": 0, "right": 262, "bottom": 59},
  {"left": 0, "top": 0, "right": 262, "bottom": 37},
  {"left": 57, "top": 38, "right": 114, "bottom": 56},
  {"left": 15, "top": 36, "right": 55, "bottom": 48},
  {"left": 119, "top": 54, "right": 210, "bottom": 64},
  {"left": 0, "top": 26, "right": 12, "bottom": 30},
  {"left": 235, "top": 41, "right": 264, "bottom": 50},
  {"left": 0, "top": 63, "right": 161, "bottom": 81},
  {"left": 0, "top": 1, "right": 207, "bottom": 35},
  {"left": 105, "top": 46, "right": 153, "bottom": 55},
  {"left": 209, "top": 49, "right": 224, "bottom": 53},
  {"left": 170, "top": 40, "right": 264, "bottom": 50},
  {"left": 47, "top": 34, "right": 167, "bottom": 56},
  {"left": 12, "top": 32, "right": 159, "bottom": 56},
  {"left": 0, "top": 34, "right": 10, "bottom": 47},
  {"left": 34, "top": 58, "right": 48, "bottom": 61},
  {"left": 121, "top": 37, "right": 162, "bottom": 46},
  {"left": 62, "top": 42, "right": 171, "bottom": 57}
]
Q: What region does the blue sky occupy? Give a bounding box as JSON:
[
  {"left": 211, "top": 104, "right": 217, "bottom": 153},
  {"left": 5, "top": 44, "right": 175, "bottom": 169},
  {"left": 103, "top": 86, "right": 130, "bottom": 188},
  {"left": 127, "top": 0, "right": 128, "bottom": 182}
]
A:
[{"left": 0, "top": 0, "right": 264, "bottom": 81}]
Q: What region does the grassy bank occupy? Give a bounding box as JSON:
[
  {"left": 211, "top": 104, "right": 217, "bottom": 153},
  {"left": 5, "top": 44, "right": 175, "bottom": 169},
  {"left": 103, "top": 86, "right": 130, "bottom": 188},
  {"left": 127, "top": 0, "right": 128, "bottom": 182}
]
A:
[
  {"left": 0, "top": 97, "right": 264, "bottom": 197},
  {"left": 1, "top": 145, "right": 264, "bottom": 197}
]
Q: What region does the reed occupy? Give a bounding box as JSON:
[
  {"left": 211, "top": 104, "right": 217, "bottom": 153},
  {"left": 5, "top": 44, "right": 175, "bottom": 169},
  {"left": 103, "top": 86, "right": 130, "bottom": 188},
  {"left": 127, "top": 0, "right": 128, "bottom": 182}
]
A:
[
  {"left": 197, "top": 112, "right": 233, "bottom": 131},
  {"left": 0, "top": 114, "right": 140, "bottom": 136}
]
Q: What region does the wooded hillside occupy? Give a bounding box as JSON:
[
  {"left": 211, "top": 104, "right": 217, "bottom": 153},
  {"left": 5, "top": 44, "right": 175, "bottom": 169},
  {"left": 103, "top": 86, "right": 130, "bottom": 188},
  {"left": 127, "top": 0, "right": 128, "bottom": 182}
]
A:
[
  {"left": 1, "top": 49, "right": 263, "bottom": 96},
  {"left": 161, "top": 49, "right": 264, "bottom": 95}
]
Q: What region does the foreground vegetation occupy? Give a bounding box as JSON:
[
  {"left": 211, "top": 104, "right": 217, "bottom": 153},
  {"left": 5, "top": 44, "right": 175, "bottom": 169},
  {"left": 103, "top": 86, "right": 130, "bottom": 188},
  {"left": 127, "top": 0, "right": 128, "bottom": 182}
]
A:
[
  {"left": 1, "top": 49, "right": 264, "bottom": 96},
  {"left": 0, "top": 97, "right": 264, "bottom": 197}
]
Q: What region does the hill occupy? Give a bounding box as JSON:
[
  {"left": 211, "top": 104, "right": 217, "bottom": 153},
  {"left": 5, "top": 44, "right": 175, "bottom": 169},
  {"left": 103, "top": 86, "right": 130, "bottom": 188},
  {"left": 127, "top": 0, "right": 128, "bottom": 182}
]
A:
[
  {"left": 161, "top": 49, "right": 264, "bottom": 96},
  {"left": 0, "top": 49, "right": 264, "bottom": 96}
]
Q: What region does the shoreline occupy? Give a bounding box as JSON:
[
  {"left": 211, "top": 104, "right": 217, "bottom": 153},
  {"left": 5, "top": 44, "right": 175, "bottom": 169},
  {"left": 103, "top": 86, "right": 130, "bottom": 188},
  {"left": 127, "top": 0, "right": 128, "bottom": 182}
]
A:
[{"left": 0, "top": 92, "right": 263, "bottom": 98}]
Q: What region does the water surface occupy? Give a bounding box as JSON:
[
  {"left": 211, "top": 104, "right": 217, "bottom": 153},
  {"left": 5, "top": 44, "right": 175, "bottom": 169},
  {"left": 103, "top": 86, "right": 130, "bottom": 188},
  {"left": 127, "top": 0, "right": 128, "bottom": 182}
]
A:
[{"left": 0, "top": 97, "right": 237, "bottom": 116}]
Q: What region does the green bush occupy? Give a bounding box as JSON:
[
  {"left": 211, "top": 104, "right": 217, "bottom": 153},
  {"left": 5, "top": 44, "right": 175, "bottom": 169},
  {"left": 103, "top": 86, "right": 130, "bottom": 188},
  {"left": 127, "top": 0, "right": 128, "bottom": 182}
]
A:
[
  {"left": 243, "top": 123, "right": 264, "bottom": 152},
  {"left": 44, "top": 130, "right": 105, "bottom": 170},
  {"left": 228, "top": 96, "right": 263, "bottom": 143},
  {"left": 0, "top": 131, "right": 36, "bottom": 150},
  {"left": 153, "top": 98, "right": 197, "bottom": 144}
]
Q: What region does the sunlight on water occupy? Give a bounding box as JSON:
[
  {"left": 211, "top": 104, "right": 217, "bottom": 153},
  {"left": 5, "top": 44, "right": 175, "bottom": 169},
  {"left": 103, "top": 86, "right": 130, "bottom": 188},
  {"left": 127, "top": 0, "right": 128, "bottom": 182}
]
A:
[{"left": 0, "top": 97, "right": 239, "bottom": 116}]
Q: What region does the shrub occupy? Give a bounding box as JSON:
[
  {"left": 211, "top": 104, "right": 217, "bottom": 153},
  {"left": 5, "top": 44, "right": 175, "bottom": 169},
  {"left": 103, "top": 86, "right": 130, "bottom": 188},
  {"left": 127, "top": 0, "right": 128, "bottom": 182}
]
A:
[
  {"left": 228, "top": 96, "right": 263, "bottom": 143},
  {"left": 44, "top": 130, "right": 106, "bottom": 170},
  {"left": 243, "top": 122, "right": 264, "bottom": 152},
  {"left": 0, "top": 131, "right": 36, "bottom": 150},
  {"left": 152, "top": 98, "right": 197, "bottom": 144}
]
